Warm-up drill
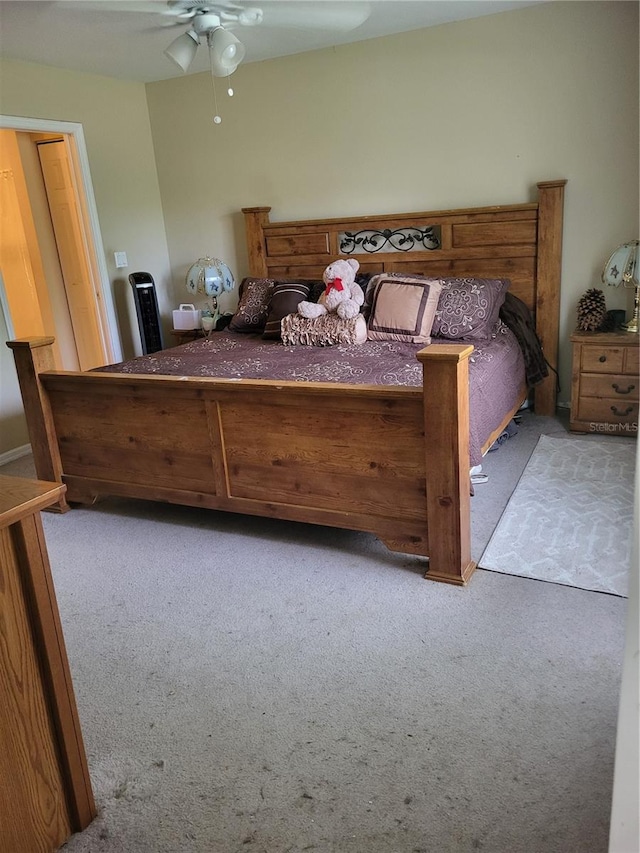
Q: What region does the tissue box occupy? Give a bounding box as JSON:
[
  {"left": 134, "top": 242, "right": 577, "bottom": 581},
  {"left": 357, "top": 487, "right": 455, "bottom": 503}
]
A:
[{"left": 172, "top": 304, "right": 200, "bottom": 330}]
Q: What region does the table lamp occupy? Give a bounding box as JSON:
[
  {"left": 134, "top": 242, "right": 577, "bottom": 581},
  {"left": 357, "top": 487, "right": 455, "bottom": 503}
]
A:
[
  {"left": 186, "top": 257, "right": 235, "bottom": 330},
  {"left": 601, "top": 240, "right": 639, "bottom": 333}
]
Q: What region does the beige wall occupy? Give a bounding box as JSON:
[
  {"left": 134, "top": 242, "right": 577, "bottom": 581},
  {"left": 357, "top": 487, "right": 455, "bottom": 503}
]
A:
[
  {"left": 0, "top": 60, "right": 172, "bottom": 455},
  {"left": 147, "top": 0, "right": 639, "bottom": 404}
]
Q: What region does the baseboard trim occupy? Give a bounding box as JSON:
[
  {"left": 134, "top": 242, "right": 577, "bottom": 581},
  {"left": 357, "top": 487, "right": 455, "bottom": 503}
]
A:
[{"left": 0, "top": 443, "right": 32, "bottom": 466}]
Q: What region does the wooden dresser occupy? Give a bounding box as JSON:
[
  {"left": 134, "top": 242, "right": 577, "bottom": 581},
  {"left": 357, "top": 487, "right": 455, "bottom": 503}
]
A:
[
  {"left": 0, "top": 475, "right": 95, "bottom": 853},
  {"left": 570, "top": 331, "right": 639, "bottom": 435}
]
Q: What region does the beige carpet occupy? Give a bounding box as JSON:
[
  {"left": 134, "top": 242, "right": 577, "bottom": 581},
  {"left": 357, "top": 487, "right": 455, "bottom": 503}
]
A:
[
  {"left": 480, "top": 435, "right": 636, "bottom": 597},
  {"left": 0, "top": 416, "right": 629, "bottom": 852}
]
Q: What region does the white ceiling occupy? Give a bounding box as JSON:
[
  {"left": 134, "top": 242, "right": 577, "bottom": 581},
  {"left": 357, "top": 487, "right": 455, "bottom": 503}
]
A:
[{"left": 0, "top": 0, "right": 544, "bottom": 83}]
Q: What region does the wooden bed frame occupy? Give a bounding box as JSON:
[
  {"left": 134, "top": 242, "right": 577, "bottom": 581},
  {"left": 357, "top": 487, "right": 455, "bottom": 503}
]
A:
[{"left": 9, "top": 180, "right": 565, "bottom": 586}]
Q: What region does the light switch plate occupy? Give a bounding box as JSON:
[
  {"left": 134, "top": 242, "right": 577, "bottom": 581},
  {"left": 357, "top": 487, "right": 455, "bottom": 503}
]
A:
[{"left": 114, "top": 251, "right": 128, "bottom": 268}]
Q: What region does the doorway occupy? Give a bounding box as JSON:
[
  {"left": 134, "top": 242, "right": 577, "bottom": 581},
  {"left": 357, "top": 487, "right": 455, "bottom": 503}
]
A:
[{"left": 0, "top": 115, "right": 121, "bottom": 368}]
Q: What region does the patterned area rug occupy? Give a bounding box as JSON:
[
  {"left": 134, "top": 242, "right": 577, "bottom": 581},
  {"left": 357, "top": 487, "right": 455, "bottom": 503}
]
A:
[{"left": 480, "top": 434, "right": 636, "bottom": 597}]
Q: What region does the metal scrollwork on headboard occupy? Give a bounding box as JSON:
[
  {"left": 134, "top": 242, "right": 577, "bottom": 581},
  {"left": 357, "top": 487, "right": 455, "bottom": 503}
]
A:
[{"left": 339, "top": 225, "right": 441, "bottom": 254}]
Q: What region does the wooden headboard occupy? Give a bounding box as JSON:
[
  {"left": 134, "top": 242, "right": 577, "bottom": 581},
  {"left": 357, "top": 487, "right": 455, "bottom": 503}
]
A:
[{"left": 242, "top": 179, "right": 566, "bottom": 416}]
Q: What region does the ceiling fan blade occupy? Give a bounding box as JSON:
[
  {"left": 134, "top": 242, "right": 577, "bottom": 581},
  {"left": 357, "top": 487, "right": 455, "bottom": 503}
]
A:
[
  {"left": 56, "top": 1, "right": 174, "bottom": 12},
  {"left": 250, "top": 2, "right": 370, "bottom": 32},
  {"left": 56, "top": 1, "right": 370, "bottom": 29}
]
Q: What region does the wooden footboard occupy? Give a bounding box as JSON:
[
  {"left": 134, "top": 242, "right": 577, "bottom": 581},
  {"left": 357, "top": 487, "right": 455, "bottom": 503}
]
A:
[{"left": 9, "top": 338, "right": 475, "bottom": 585}]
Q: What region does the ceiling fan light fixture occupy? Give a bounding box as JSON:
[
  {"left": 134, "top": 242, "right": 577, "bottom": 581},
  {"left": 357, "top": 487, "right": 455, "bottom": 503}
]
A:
[
  {"left": 164, "top": 28, "right": 199, "bottom": 73},
  {"left": 207, "top": 27, "right": 246, "bottom": 76}
]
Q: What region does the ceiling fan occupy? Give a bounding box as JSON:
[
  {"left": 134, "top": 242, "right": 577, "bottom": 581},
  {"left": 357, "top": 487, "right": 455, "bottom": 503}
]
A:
[
  {"left": 62, "top": 1, "right": 371, "bottom": 76},
  {"left": 160, "top": 1, "right": 372, "bottom": 75},
  {"left": 158, "top": 1, "right": 372, "bottom": 121},
  {"left": 61, "top": 0, "right": 371, "bottom": 122}
]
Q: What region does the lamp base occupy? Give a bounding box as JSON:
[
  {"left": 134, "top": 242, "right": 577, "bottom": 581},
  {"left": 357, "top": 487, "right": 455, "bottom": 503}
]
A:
[{"left": 621, "top": 282, "right": 640, "bottom": 333}]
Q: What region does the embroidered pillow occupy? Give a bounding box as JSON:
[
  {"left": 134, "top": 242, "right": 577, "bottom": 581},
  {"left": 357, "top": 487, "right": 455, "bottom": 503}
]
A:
[
  {"left": 262, "top": 281, "right": 311, "bottom": 340},
  {"left": 366, "top": 275, "right": 442, "bottom": 344},
  {"left": 228, "top": 277, "right": 275, "bottom": 333},
  {"left": 432, "top": 277, "right": 510, "bottom": 341}
]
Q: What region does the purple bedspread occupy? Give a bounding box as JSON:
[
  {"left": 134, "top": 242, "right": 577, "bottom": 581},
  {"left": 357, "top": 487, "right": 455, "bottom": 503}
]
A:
[{"left": 96, "top": 322, "right": 525, "bottom": 465}]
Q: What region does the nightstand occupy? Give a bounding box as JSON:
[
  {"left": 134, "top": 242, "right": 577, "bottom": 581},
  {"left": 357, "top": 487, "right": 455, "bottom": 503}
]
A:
[
  {"left": 170, "top": 328, "right": 206, "bottom": 345},
  {"left": 570, "top": 331, "right": 639, "bottom": 435}
]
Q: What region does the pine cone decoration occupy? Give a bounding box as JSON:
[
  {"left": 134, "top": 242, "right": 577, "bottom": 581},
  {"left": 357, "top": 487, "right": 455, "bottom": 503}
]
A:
[{"left": 576, "top": 288, "right": 607, "bottom": 331}]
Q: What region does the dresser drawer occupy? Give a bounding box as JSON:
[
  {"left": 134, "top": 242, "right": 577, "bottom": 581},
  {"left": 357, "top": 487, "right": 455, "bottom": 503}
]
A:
[
  {"left": 577, "top": 396, "right": 638, "bottom": 429},
  {"left": 580, "top": 346, "right": 625, "bottom": 374},
  {"left": 579, "top": 373, "right": 639, "bottom": 401}
]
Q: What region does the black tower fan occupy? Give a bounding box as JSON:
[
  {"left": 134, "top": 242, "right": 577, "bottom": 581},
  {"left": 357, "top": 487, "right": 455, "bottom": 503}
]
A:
[{"left": 129, "top": 272, "right": 164, "bottom": 354}]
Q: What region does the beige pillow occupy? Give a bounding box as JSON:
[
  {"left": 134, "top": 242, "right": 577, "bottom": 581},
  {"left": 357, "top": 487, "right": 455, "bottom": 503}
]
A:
[{"left": 366, "top": 275, "right": 442, "bottom": 343}]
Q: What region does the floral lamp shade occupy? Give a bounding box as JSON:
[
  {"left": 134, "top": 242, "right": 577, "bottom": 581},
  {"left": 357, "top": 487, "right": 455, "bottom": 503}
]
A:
[
  {"left": 601, "top": 240, "right": 639, "bottom": 333},
  {"left": 186, "top": 257, "right": 235, "bottom": 299},
  {"left": 185, "top": 257, "right": 235, "bottom": 331}
]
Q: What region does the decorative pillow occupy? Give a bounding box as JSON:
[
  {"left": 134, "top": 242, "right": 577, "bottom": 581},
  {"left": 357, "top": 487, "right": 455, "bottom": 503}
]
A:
[
  {"left": 432, "top": 277, "right": 510, "bottom": 341},
  {"left": 306, "top": 280, "right": 327, "bottom": 304},
  {"left": 281, "top": 313, "right": 367, "bottom": 346},
  {"left": 355, "top": 272, "right": 376, "bottom": 320},
  {"left": 228, "top": 277, "right": 275, "bottom": 333},
  {"left": 366, "top": 275, "right": 442, "bottom": 344},
  {"left": 262, "top": 281, "right": 311, "bottom": 339}
]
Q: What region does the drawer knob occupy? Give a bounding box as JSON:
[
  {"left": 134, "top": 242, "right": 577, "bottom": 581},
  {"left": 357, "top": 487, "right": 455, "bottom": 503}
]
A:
[
  {"left": 612, "top": 383, "right": 635, "bottom": 395},
  {"left": 599, "top": 355, "right": 607, "bottom": 363},
  {"left": 611, "top": 405, "right": 633, "bottom": 417}
]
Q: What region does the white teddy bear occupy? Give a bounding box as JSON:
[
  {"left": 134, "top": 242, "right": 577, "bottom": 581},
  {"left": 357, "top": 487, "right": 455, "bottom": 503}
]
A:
[{"left": 298, "top": 258, "right": 364, "bottom": 321}]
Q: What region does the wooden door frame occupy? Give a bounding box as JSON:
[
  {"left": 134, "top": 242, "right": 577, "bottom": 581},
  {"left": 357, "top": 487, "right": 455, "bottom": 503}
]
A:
[{"left": 0, "top": 115, "right": 122, "bottom": 363}]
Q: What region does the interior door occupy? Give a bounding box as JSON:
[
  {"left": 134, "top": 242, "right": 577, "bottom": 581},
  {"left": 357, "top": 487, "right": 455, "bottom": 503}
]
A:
[
  {"left": 0, "top": 167, "right": 46, "bottom": 338},
  {"left": 37, "top": 140, "right": 106, "bottom": 370}
]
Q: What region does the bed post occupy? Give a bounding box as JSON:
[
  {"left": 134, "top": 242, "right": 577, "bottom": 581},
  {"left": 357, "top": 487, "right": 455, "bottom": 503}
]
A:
[
  {"left": 418, "top": 344, "right": 476, "bottom": 585},
  {"left": 535, "top": 179, "right": 567, "bottom": 417},
  {"left": 242, "top": 206, "right": 272, "bottom": 277},
  {"left": 6, "top": 338, "right": 69, "bottom": 513}
]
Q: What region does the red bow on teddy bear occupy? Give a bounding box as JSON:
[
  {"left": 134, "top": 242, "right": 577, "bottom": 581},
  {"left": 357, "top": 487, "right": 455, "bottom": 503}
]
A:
[{"left": 325, "top": 277, "right": 344, "bottom": 295}]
